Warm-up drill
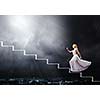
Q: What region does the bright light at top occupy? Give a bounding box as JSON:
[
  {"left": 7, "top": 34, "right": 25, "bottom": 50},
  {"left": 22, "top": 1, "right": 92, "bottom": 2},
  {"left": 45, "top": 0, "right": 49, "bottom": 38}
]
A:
[
  {"left": 7, "top": 16, "right": 33, "bottom": 47},
  {"left": 8, "top": 15, "right": 33, "bottom": 32}
]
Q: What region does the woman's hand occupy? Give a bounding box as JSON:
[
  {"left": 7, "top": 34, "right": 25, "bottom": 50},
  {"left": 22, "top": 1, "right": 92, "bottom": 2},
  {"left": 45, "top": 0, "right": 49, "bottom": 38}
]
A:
[
  {"left": 66, "top": 47, "right": 72, "bottom": 53},
  {"left": 66, "top": 48, "right": 69, "bottom": 50}
]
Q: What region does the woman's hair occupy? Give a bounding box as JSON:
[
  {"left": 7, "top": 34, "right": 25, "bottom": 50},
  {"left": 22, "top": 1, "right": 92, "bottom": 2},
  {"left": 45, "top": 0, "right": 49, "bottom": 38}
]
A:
[{"left": 72, "top": 43, "right": 78, "bottom": 48}]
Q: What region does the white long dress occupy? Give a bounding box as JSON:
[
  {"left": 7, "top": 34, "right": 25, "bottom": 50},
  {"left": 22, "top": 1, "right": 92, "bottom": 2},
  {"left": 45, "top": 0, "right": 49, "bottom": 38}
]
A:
[{"left": 69, "top": 48, "right": 91, "bottom": 72}]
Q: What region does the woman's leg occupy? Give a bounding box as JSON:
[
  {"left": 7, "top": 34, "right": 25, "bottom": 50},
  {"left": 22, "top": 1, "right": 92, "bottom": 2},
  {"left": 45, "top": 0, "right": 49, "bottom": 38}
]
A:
[{"left": 69, "top": 60, "right": 73, "bottom": 71}]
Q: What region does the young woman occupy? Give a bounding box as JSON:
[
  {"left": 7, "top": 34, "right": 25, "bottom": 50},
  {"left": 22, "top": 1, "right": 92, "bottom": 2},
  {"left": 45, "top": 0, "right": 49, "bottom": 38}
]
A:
[{"left": 66, "top": 44, "right": 91, "bottom": 72}]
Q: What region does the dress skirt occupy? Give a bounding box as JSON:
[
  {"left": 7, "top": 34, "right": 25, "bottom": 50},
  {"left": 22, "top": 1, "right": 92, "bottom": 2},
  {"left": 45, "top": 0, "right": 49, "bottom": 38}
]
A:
[{"left": 69, "top": 54, "right": 91, "bottom": 72}]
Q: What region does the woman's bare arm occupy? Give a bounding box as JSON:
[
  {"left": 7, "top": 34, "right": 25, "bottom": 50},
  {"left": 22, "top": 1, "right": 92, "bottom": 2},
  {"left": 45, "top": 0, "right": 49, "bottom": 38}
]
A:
[
  {"left": 66, "top": 48, "right": 72, "bottom": 53},
  {"left": 76, "top": 49, "right": 82, "bottom": 58}
]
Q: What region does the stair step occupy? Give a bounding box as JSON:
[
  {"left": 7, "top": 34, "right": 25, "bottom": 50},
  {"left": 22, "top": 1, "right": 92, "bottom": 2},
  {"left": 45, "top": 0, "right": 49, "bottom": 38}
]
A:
[
  {"left": 12, "top": 50, "right": 25, "bottom": 56},
  {"left": 0, "top": 46, "right": 12, "bottom": 52},
  {"left": 58, "top": 67, "right": 69, "bottom": 69}
]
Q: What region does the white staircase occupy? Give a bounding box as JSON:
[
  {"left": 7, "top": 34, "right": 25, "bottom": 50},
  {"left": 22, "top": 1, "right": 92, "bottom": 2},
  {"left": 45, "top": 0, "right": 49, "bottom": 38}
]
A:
[{"left": 0, "top": 41, "right": 99, "bottom": 83}]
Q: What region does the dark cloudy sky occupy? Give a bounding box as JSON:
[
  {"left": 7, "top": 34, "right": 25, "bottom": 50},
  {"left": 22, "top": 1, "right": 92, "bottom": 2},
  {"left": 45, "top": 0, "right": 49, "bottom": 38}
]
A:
[{"left": 67, "top": 16, "right": 100, "bottom": 79}]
